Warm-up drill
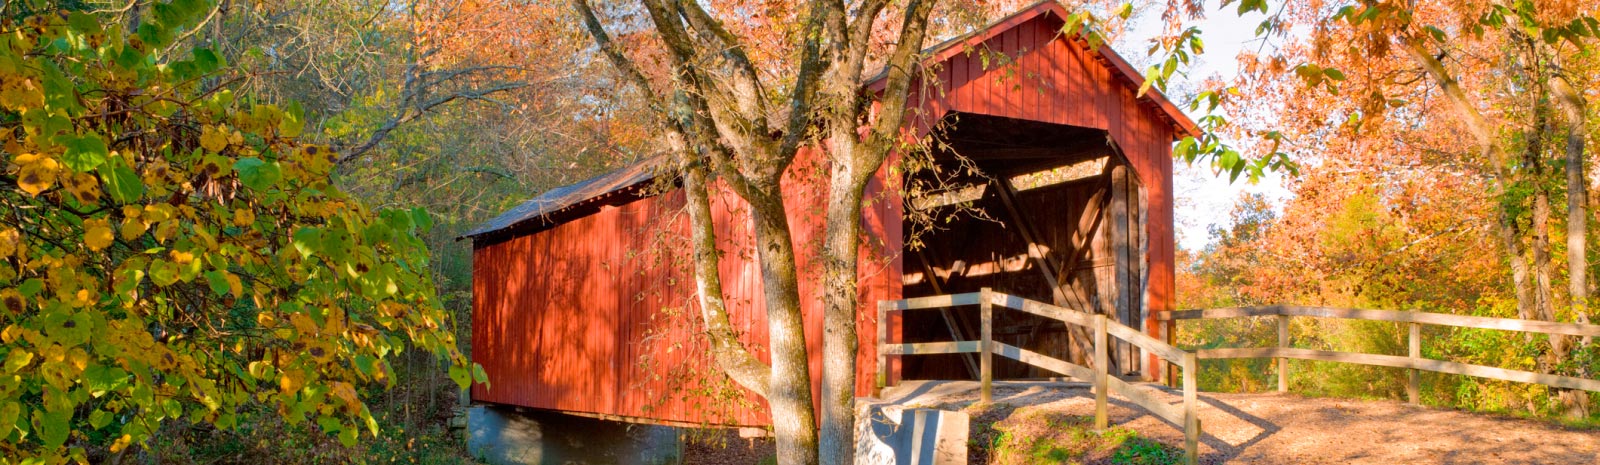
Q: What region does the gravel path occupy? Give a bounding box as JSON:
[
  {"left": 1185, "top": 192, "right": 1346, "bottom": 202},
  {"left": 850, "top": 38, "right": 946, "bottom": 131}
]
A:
[{"left": 880, "top": 380, "right": 1600, "bottom": 464}]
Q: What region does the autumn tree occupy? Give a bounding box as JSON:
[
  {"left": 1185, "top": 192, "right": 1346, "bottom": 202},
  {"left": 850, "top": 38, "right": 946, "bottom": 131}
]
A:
[
  {"left": 569, "top": 0, "right": 952, "bottom": 462},
  {"left": 1154, "top": 0, "right": 1599, "bottom": 417},
  {"left": 0, "top": 3, "right": 478, "bottom": 462}
]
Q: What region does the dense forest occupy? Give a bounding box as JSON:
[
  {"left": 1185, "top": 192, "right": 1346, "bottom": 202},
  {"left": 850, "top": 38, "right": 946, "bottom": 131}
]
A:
[{"left": 0, "top": 0, "right": 1596, "bottom": 464}]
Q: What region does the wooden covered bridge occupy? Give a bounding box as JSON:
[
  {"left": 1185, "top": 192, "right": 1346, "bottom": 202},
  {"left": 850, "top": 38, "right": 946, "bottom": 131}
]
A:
[
  {"left": 462, "top": 1, "right": 1195, "bottom": 428},
  {"left": 462, "top": 4, "right": 1600, "bottom": 464}
]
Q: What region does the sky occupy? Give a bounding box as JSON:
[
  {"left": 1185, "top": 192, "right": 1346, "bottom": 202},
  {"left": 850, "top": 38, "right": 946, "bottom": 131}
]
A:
[{"left": 1114, "top": 1, "right": 1294, "bottom": 251}]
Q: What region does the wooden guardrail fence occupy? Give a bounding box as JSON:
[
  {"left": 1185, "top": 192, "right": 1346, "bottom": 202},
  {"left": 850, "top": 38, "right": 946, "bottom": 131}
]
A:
[
  {"left": 1158, "top": 306, "right": 1600, "bottom": 401},
  {"left": 877, "top": 288, "right": 1200, "bottom": 465}
]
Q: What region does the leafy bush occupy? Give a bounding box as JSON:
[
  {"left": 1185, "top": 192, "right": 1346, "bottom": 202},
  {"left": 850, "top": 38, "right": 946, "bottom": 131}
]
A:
[{"left": 0, "top": 2, "right": 481, "bottom": 462}]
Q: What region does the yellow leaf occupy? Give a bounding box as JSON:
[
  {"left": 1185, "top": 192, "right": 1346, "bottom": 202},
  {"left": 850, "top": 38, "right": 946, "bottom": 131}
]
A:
[
  {"left": 0, "top": 228, "right": 18, "bottom": 257},
  {"left": 119, "top": 218, "right": 148, "bottom": 241},
  {"left": 0, "top": 289, "right": 22, "bottom": 314},
  {"left": 330, "top": 381, "right": 360, "bottom": 413},
  {"left": 225, "top": 273, "right": 243, "bottom": 298},
  {"left": 232, "top": 208, "right": 254, "bottom": 227},
  {"left": 85, "top": 219, "right": 114, "bottom": 251},
  {"left": 16, "top": 153, "right": 59, "bottom": 197},
  {"left": 278, "top": 369, "right": 304, "bottom": 394},
  {"left": 153, "top": 220, "right": 178, "bottom": 243},
  {"left": 200, "top": 125, "right": 229, "bottom": 152},
  {"left": 64, "top": 172, "right": 101, "bottom": 204},
  {"left": 110, "top": 434, "right": 132, "bottom": 453}
]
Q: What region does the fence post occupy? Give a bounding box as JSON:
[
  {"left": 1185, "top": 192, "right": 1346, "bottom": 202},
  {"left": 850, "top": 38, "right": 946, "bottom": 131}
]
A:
[
  {"left": 1408, "top": 322, "right": 1420, "bottom": 405},
  {"left": 877, "top": 300, "right": 889, "bottom": 396},
  {"left": 1183, "top": 352, "right": 1200, "bottom": 465},
  {"left": 980, "top": 288, "right": 993, "bottom": 404},
  {"left": 1277, "top": 314, "right": 1289, "bottom": 393},
  {"left": 1093, "top": 314, "right": 1109, "bottom": 430}
]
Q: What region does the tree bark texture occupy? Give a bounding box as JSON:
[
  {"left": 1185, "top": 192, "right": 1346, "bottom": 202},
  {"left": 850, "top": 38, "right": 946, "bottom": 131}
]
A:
[{"left": 816, "top": 2, "right": 937, "bottom": 464}]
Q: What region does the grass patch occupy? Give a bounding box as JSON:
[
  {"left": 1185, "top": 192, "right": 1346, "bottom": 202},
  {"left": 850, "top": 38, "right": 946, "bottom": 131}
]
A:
[{"left": 965, "top": 404, "right": 1181, "bottom": 465}]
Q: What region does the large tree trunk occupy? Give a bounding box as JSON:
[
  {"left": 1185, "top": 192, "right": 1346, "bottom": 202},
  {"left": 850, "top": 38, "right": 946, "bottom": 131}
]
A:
[
  {"left": 748, "top": 188, "right": 820, "bottom": 465},
  {"left": 1551, "top": 69, "right": 1591, "bottom": 419},
  {"left": 816, "top": 2, "right": 936, "bottom": 463},
  {"left": 819, "top": 162, "right": 869, "bottom": 465}
]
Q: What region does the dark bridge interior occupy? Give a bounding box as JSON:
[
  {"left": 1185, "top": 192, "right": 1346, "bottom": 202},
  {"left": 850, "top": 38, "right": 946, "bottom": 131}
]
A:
[{"left": 900, "top": 112, "right": 1149, "bottom": 381}]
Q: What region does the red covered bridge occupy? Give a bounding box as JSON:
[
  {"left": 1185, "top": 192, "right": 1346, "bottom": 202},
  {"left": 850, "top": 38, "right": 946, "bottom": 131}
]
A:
[{"left": 463, "top": 1, "right": 1199, "bottom": 428}]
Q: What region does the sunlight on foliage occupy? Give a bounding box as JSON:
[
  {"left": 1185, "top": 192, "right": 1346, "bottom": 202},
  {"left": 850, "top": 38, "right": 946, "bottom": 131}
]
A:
[{"left": 0, "top": 2, "right": 480, "bottom": 462}]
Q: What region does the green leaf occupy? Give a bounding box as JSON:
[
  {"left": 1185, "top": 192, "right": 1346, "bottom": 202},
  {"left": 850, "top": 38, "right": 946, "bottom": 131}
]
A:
[
  {"left": 4, "top": 349, "right": 33, "bottom": 373},
  {"left": 353, "top": 355, "right": 377, "bottom": 377},
  {"left": 339, "top": 426, "right": 358, "bottom": 447},
  {"left": 203, "top": 271, "right": 229, "bottom": 296},
  {"left": 292, "top": 228, "right": 322, "bottom": 260},
  {"left": 233, "top": 158, "right": 282, "bottom": 191},
  {"left": 0, "top": 402, "right": 20, "bottom": 437},
  {"left": 281, "top": 100, "right": 306, "bottom": 138},
  {"left": 67, "top": 12, "right": 102, "bottom": 34},
  {"left": 84, "top": 364, "right": 129, "bottom": 397},
  {"left": 191, "top": 48, "right": 222, "bottom": 74},
  {"left": 98, "top": 161, "right": 144, "bottom": 204},
  {"left": 320, "top": 227, "right": 353, "bottom": 263},
  {"left": 38, "top": 407, "right": 70, "bottom": 449},
  {"left": 60, "top": 134, "right": 109, "bottom": 172},
  {"left": 88, "top": 410, "right": 112, "bottom": 430},
  {"left": 1173, "top": 137, "right": 1197, "bottom": 162},
  {"left": 410, "top": 207, "right": 434, "bottom": 232},
  {"left": 1323, "top": 68, "right": 1346, "bottom": 81},
  {"left": 149, "top": 260, "right": 180, "bottom": 287},
  {"left": 471, "top": 363, "right": 489, "bottom": 384},
  {"left": 18, "top": 279, "right": 43, "bottom": 297},
  {"left": 449, "top": 364, "right": 470, "bottom": 389},
  {"left": 161, "top": 398, "right": 182, "bottom": 419}
]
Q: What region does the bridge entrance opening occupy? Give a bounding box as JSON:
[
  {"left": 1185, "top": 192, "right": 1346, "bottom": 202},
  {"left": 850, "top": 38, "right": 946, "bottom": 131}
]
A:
[{"left": 899, "top": 112, "right": 1150, "bottom": 381}]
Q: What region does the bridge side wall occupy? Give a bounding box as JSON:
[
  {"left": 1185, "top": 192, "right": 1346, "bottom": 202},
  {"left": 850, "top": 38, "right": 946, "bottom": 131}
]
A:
[{"left": 470, "top": 155, "right": 901, "bottom": 427}]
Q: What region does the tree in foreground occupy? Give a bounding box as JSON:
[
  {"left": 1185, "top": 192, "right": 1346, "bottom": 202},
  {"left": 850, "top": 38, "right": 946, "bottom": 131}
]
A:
[
  {"left": 0, "top": 3, "right": 478, "bottom": 462},
  {"left": 572, "top": 0, "right": 941, "bottom": 463}
]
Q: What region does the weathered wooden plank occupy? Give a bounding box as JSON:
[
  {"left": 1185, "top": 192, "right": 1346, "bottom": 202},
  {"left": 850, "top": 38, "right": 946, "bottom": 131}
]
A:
[
  {"left": 1110, "top": 164, "right": 1133, "bottom": 373},
  {"left": 1105, "top": 320, "right": 1187, "bottom": 364},
  {"left": 877, "top": 301, "right": 889, "bottom": 392},
  {"left": 1182, "top": 353, "right": 1200, "bottom": 465},
  {"left": 882, "top": 341, "right": 983, "bottom": 356},
  {"left": 981, "top": 288, "right": 995, "bottom": 404},
  {"left": 1277, "top": 315, "right": 1288, "bottom": 393},
  {"left": 1163, "top": 305, "right": 1600, "bottom": 337},
  {"left": 1094, "top": 315, "right": 1109, "bottom": 429},
  {"left": 991, "top": 342, "right": 1095, "bottom": 381},
  {"left": 988, "top": 292, "right": 1095, "bottom": 327},
  {"left": 1408, "top": 323, "right": 1420, "bottom": 404},
  {"left": 886, "top": 292, "right": 981, "bottom": 310},
  {"left": 1137, "top": 179, "right": 1152, "bottom": 380},
  {"left": 1105, "top": 376, "right": 1186, "bottom": 425},
  {"left": 1197, "top": 347, "right": 1600, "bottom": 392},
  {"left": 993, "top": 341, "right": 1186, "bottom": 425}
]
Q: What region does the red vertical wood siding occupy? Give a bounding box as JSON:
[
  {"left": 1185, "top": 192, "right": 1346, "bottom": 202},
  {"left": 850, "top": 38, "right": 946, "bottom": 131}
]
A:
[
  {"left": 472, "top": 4, "right": 1182, "bottom": 426},
  {"left": 471, "top": 150, "right": 899, "bottom": 426},
  {"left": 921, "top": 11, "right": 1177, "bottom": 337}
]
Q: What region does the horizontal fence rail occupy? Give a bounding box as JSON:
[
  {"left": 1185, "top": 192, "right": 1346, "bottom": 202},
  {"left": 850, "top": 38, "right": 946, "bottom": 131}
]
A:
[
  {"left": 878, "top": 288, "right": 1200, "bottom": 465},
  {"left": 1162, "top": 305, "right": 1600, "bottom": 401}
]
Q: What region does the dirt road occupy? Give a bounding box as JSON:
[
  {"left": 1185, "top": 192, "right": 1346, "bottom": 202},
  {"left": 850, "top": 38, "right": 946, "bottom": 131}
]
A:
[{"left": 879, "top": 380, "right": 1600, "bottom": 464}]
